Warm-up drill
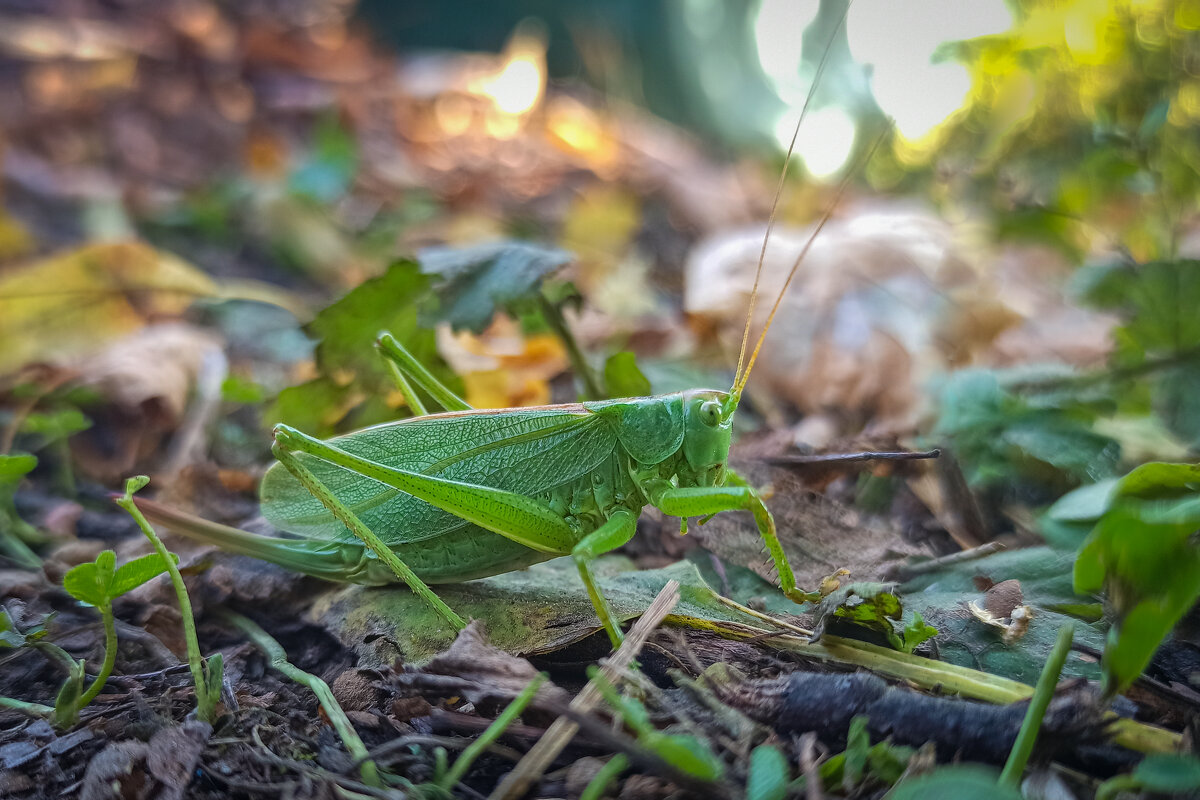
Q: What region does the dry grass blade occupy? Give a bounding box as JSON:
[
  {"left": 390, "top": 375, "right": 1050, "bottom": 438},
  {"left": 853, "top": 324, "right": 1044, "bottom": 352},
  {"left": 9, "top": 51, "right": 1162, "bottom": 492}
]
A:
[{"left": 487, "top": 580, "right": 682, "bottom": 800}]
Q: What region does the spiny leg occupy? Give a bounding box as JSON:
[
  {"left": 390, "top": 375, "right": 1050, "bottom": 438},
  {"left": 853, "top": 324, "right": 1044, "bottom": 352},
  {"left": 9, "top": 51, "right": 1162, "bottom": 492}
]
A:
[
  {"left": 270, "top": 440, "right": 467, "bottom": 630},
  {"left": 376, "top": 331, "right": 471, "bottom": 412},
  {"left": 647, "top": 474, "right": 820, "bottom": 606},
  {"left": 572, "top": 509, "right": 639, "bottom": 648}
]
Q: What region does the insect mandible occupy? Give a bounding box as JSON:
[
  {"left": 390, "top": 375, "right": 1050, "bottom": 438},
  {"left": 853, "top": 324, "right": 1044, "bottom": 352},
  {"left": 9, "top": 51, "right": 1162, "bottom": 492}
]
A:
[{"left": 137, "top": 14, "right": 871, "bottom": 648}]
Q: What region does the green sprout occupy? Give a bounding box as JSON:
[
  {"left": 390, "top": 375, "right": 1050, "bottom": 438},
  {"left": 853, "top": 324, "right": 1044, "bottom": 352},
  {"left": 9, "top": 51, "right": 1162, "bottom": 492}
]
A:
[
  {"left": 0, "top": 453, "right": 41, "bottom": 569},
  {"left": 0, "top": 550, "right": 174, "bottom": 727},
  {"left": 115, "top": 476, "right": 222, "bottom": 723}
]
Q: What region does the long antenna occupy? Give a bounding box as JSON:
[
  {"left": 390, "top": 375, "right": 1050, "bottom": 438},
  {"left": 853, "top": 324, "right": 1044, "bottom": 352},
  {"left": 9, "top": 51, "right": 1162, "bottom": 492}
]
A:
[
  {"left": 734, "top": 124, "right": 891, "bottom": 396},
  {"left": 732, "top": 1, "right": 853, "bottom": 391}
]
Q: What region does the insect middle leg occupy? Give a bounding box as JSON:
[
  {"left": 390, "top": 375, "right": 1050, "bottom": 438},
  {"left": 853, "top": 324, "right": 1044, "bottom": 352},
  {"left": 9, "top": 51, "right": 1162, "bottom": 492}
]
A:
[
  {"left": 572, "top": 509, "right": 639, "bottom": 647},
  {"left": 646, "top": 472, "right": 820, "bottom": 606}
]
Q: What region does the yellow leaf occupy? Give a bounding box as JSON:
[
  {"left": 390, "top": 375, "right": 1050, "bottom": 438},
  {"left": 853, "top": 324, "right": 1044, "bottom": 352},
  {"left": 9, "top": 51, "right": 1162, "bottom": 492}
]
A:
[{"left": 0, "top": 240, "right": 219, "bottom": 374}]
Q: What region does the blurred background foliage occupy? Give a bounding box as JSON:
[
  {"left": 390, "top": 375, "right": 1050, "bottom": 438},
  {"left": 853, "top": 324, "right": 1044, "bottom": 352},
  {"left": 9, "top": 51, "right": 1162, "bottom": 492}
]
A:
[{"left": 0, "top": 0, "right": 1197, "bottom": 522}]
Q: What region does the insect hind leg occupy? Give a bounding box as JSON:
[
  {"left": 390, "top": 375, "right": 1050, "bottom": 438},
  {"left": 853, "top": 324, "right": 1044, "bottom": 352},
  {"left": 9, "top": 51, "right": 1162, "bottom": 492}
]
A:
[
  {"left": 270, "top": 438, "right": 467, "bottom": 631},
  {"left": 375, "top": 331, "right": 471, "bottom": 414}
]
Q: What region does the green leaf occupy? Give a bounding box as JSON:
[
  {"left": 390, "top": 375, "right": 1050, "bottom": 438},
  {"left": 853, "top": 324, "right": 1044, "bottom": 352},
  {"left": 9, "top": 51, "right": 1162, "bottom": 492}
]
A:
[
  {"left": 1078, "top": 260, "right": 1200, "bottom": 358},
  {"left": 221, "top": 374, "right": 265, "bottom": 405},
  {"left": 109, "top": 552, "right": 177, "bottom": 598},
  {"left": 1132, "top": 753, "right": 1200, "bottom": 792},
  {"left": 933, "top": 369, "right": 1118, "bottom": 490},
  {"left": 651, "top": 733, "right": 724, "bottom": 781},
  {"left": 900, "top": 612, "right": 939, "bottom": 654},
  {"left": 604, "top": 351, "right": 651, "bottom": 398},
  {"left": 0, "top": 453, "right": 37, "bottom": 485},
  {"left": 1156, "top": 366, "right": 1200, "bottom": 447},
  {"left": 52, "top": 660, "right": 86, "bottom": 729},
  {"left": 276, "top": 260, "right": 457, "bottom": 435},
  {"left": 419, "top": 241, "right": 572, "bottom": 333},
  {"left": 19, "top": 407, "right": 91, "bottom": 440},
  {"left": 63, "top": 551, "right": 117, "bottom": 608},
  {"left": 267, "top": 377, "right": 352, "bottom": 437},
  {"left": 901, "top": 546, "right": 1106, "bottom": 684},
  {"left": 843, "top": 715, "right": 870, "bottom": 787},
  {"left": 311, "top": 260, "right": 436, "bottom": 391},
  {"left": 0, "top": 608, "right": 24, "bottom": 648},
  {"left": 888, "top": 765, "right": 1020, "bottom": 800},
  {"left": 1072, "top": 483, "right": 1200, "bottom": 694},
  {"left": 746, "top": 745, "right": 789, "bottom": 800}
]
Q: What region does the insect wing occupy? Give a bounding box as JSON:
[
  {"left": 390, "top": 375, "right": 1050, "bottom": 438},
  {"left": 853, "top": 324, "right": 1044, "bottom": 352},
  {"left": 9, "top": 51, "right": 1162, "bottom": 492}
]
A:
[{"left": 260, "top": 408, "right": 615, "bottom": 546}]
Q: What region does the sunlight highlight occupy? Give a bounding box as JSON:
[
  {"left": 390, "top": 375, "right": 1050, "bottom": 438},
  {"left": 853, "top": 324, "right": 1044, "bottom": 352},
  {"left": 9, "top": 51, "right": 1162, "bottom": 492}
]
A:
[
  {"left": 776, "top": 105, "right": 856, "bottom": 179},
  {"left": 473, "top": 29, "right": 546, "bottom": 118}
]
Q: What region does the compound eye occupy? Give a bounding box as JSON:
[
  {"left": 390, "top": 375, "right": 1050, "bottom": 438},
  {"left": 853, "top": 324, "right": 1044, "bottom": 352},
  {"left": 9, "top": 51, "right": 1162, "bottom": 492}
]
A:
[{"left": 698, "top": 400, "right": 721, "bottom": 426}]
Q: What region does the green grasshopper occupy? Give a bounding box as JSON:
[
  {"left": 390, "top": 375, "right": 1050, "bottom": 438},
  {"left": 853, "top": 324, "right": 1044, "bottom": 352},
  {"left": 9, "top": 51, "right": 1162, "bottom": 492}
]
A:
[
  {"left": 140, "top": 328, "right": 819, "bottom": 648},
  {"left": 138, "top": 36, "right": 861, "bottom": 649}
]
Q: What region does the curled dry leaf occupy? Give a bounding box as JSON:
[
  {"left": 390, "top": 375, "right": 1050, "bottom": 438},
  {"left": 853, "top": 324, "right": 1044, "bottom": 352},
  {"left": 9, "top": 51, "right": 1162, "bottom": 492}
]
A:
[
  {"left": 419, "top": 621, "right": 569, "bottom": 708},
  {"left": 685, "top": 204, "right": 977, "bottom": 432},
  {"left": 685, "top": 205, "right": 1114, "bottom": 434},
  {"left": 968, "top": 578, "right": 1034, "bottom": 645},
  {"left": 74, "top": 323, "right": 225, "bottom": 426}
]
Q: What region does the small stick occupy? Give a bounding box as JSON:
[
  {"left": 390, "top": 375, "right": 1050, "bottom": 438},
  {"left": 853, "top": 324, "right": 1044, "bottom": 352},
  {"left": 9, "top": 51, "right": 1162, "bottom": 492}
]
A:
[
  {"left": 763, "top": 449, "right": 941, "bottom": 466},
  {"left": 890, "top": 541, "right": 1006, "bottom": 579},
  {"left": 488, "top": 580, "right": 681, "bottom": 800}
]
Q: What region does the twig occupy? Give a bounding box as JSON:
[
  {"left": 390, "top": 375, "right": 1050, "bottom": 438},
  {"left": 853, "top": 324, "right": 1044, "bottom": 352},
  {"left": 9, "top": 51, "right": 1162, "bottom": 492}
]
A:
[
  {"left": 488, "top": 580, "right": 681, "bottom": 800},
  {"left": 763, "top": 449, "right": 941, "bottom": 466},
  {"left": 889, "top": 541, "right": 1006, "bottom": 580}
]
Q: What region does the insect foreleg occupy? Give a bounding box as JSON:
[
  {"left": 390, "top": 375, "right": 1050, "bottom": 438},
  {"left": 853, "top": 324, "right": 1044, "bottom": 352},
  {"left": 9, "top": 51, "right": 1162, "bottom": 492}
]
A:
[
  {"left": 647, "top": 476, "right": 821, "bottom": 606},
  {"left": 269, "top": 441, "right": 467, "bottom": 629},
  {"left": 572, "top": 509, "right": 639, "bottom": 647},
  {"left": 376, "top": 331, "right": 471, "bottom": 412}
]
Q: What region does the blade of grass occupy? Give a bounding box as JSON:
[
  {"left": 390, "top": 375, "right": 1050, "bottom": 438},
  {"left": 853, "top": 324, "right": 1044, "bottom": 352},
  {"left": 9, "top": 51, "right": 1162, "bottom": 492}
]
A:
[{"left": 1000, "top": 624, "right": 1074, "bottom": 789}]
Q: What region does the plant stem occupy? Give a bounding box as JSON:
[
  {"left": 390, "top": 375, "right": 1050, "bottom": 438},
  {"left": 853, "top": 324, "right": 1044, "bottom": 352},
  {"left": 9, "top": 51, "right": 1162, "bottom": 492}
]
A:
[
  {"left": 538, "top": 293, "right": 605, "bottom": 400},
  {"left": 74, "top": 605, "right": 118, "bottom": 709},
  {"left": 0, "top": 695, "right": 54, "bottom": 718},
  {"left": 1000, "top": 624, "right": 1074, "bottom": 789},
  {"left": 438, "top": 672, "right": 547, "bottom": 792},
  {"left": 33, "top": 641, "right": 79, "bottom": 675},
  {"left": 580, "top": 754, "right": 629, "bottom": 800},
  {"left": 1095, "top": 774, "right": 1140, "bottom": 800},
  {"left": 115, "top": 477, "right": 215, "bottom": 722},
  {"left": 221, "top": 610, "right": 381, "bottom": 788},
  {"left": 0, "top": 517, "right": 41, "bottom": 568}
]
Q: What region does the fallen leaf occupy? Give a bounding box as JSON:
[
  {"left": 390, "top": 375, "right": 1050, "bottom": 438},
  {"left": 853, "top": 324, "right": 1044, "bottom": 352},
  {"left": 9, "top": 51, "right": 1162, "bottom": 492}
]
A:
[
  {"left": 0, "top": 241, "right": 300, "bottom": 376},
  {"left": 311, "top": 558, "right": 771, "bottom": 667},
  {"left": 0, "top": 241, "right": 217, "bottom": 374}
]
